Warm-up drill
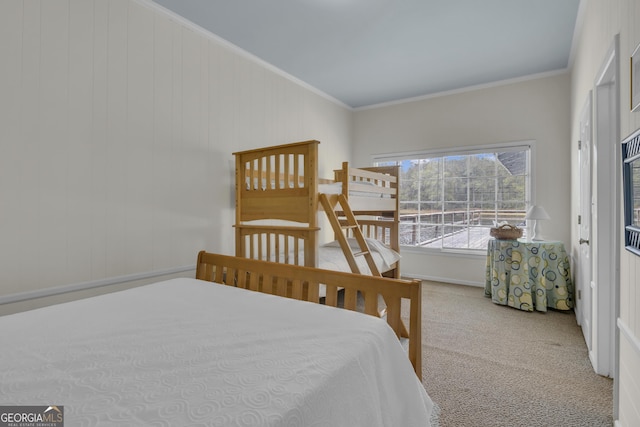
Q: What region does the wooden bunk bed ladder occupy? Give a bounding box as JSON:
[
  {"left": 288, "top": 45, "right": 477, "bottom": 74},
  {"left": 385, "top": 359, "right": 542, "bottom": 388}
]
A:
[
  {"left": 319, "top": 193, "right": 381, "bottom": 277},
  {"left": 319, "top": 192, "right": 409, "bottom": 338}
]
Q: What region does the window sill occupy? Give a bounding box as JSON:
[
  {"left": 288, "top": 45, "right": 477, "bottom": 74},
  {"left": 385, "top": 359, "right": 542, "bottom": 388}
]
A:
[{"left": 400, "top": 245, "right": 486, "bottom": 259}]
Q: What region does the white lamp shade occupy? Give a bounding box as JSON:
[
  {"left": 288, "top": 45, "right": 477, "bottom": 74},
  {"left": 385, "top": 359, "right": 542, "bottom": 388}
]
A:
[
  {"left": 526, "top": 205, "right": 550, "bottom": 241},
  {"left": 526, "top": 205, "right": 550, "bottom": 220}
]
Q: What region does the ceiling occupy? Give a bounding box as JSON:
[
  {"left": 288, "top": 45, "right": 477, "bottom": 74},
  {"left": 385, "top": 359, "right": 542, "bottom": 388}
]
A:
[{"left": 151, "top": 0, "right": 581, "bottom": 109}]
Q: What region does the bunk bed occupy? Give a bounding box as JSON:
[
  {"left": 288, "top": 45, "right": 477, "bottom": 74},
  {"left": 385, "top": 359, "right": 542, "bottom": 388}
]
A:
[
  {"left": 233, "top": 140, "right": 401, "bottom": 279},
  {"left": 0, "top": 252, "right": 437, "bottom": 426}
]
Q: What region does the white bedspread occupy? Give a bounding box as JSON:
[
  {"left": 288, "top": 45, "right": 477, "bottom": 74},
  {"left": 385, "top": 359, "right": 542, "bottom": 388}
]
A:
[{"left": 0, "top": 278, "right": 434, "bottom": 426}]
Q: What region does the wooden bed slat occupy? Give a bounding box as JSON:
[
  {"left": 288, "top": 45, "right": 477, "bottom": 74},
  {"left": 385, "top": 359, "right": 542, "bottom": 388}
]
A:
[
  {"left": 263, "top": 274, "right": 273, "bottom": 294},
  {"left": 275, "top": 276, "right": 288, "bottom": 297},
  {"left": 214, "top": 264, "right": 224, "bottom": 284},
  {"left": 363, "top": 291, "right": 378, "bottom": 316},
  {"left": 291, "top": 278, "right": 303, "bottom": 300},
  {"left": 225, "top": 267, "right": 236, "bottom": 286},
  {"left": 249, "top": 272, "right": 260, "bottom": 292},
  {"left": 344, "top": 288, "right": 358, "bottom": 311},
  {"left": 386, "top": 297, "right": 402, "bottom": 338},
  {"left": 325, "top": 283, "right": 339, "bottom": 307},
  {"left": 237, "top": 269, "right": 247, "bottom": 289}
]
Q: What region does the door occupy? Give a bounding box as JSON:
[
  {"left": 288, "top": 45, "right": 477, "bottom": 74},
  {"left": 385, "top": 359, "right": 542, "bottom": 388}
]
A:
[{"left": 577, "top": 92, "right": 593, "bottom": 352}]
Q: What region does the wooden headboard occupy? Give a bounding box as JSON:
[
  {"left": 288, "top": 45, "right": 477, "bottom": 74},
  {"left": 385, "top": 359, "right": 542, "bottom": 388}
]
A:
[{"left": 233, "top": 140, "right": 319, "bottom": 224}]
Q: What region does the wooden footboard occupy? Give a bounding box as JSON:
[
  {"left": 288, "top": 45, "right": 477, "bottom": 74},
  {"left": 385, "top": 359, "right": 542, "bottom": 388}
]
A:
[
  {"left": 196, "top": 251, "right": 422, "bottom": 375},
  {"left": 234, "top": 224, "right": 320, "bottom": 267}
]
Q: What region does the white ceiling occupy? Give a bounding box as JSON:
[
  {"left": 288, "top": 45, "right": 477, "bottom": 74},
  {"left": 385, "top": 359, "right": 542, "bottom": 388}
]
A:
[{"left": 151, "top": 0, "right": 581, "bottom": 109}]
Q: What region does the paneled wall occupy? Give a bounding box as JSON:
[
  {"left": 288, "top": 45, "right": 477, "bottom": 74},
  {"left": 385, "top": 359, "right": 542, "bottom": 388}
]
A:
[
  {"left": 569, "top": 1, "right": 640, "bottom": 425},
  {"left": 0, "top": 0, "right": 351, "bottom": 306}
]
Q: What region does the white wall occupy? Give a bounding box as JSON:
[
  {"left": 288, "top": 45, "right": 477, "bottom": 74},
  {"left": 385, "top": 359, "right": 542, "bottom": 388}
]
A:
[
  {"left": 1, "top": 0, "right": 636, "bottom": 421},
  {"left": 353, "top": 73, "right": 572, "bottom": 285},
  {"left": 569, "top": 1, "right": 640, "bottom": 425},
  {"left": 0, "top": 0, "right": 352, "bottom": 311}
]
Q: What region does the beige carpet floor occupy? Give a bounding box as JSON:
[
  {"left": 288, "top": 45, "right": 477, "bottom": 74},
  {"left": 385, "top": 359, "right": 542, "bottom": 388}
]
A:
[{"left": 416, "top": 281, "right": 613, "bottom": 427}]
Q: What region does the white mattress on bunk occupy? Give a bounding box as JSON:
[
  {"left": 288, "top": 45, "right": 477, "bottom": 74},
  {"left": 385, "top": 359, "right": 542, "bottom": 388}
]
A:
[
  {"left": 319, "top": 181, "right": 389, "bottom": 198},
  {"left": 245, "top": 180, "right": 387, "bottom": 199},
  {"left": 320, "top": 238, "right": 400, "bottom": 273},
  {"left": 0, "top": 278, "right": 435, "bottom": 426},
  {"left": 266, "top": 238, "right": 400, "bottom": 275},
  {"left": 318, "top": 182, "right": 342, "bottom": 194}
]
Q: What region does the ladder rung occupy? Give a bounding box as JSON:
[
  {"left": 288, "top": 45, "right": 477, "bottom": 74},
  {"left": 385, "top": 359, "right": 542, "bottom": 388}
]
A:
[
  {"left": 341, "top": 224, "right": 358, "bottom": 230},
  {"left": 352, "top": 250, "right": 369, "bottom": 257}
]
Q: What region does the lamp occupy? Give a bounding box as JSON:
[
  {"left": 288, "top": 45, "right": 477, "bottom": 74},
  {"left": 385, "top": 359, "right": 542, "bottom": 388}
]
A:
[{"left": 526, "top": 205, "right": 550, "bottom": 241}]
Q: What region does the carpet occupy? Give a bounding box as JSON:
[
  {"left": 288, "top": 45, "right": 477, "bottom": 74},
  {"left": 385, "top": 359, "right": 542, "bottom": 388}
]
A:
[{"left": 415, "top": 281, "right": 613, "bottom": 427}]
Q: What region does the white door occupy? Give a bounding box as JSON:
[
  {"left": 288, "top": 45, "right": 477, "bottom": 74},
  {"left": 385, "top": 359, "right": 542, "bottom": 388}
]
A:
[{"left": 578, "top": 93, "right": 593, "bottom": 352}]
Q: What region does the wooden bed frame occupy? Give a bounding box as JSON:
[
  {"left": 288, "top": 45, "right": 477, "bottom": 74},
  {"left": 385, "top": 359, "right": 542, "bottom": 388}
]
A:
[
  {"left": 233, "top": 140, "right": 400, "bottom": 277},
  {"left": 196, "top": 251, "right": 422, "bottom": 375}
]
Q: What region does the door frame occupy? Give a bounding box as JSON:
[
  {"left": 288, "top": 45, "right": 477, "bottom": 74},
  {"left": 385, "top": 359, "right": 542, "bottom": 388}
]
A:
[{"left": 591, "top": 35, "right": 620, "bottom": 380}]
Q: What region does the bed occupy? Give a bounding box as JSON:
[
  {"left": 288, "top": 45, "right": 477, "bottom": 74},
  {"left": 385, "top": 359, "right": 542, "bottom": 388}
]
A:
[
  {"left": 234, "top": 140, "right": 401, "bottom": 279},
  {"left": 0, "top": 252, "right": 436, "bottom": 426}
]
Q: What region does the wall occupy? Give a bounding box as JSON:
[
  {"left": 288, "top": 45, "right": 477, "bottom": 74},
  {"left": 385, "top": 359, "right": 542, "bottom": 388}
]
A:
[
  {"left": 0, "top": 0, "right": 352, "bottom": 312},
  {"left": 569, "top": 1, "right": 640, "bottom": 425},
  {"left": 353, "top": 73, "right": 572, "bottom": 285}
]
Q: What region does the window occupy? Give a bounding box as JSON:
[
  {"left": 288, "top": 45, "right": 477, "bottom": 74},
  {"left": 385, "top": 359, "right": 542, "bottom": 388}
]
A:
[
  {"left": 374, "top": 143, "right": 532, "bottom": 252},
  {"left": 622, "top": 128, "right": 640, "bottom": 256}
]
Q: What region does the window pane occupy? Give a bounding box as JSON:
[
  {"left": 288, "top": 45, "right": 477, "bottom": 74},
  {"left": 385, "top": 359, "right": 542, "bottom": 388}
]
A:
[
  {"left": 399, "top": 221, "right": 417, "bottom": 245},
  {"left": 496, "top": 151, "right": 527, "bottom": 175},
  {"left": 421, "top": 158, "right": 442, "bottom": 175},
  {"left": 420, "top": 179, "right": 441, "bottom": 201},
  {"left": 443, "top": 177, "right": 467, "bottom": 202},
  {"left": 399, "top": 221, "right": 444, "bottom": 246},
  {"left": 443, "top": 202, "right": 470, "bottom": 242},
  {"left": 470, "top": 177, "right": 496, "bottom": 203},
  {"left": 400, "top": 201, "right": 419, "bottom": 213},
  {"left": 469, "top": 153, "right": 496, "bottom": 177},
  {"left": 444, "top": 156, "right": 468, "bottom": 177},
  {"left": 498, "top": 175, "right": 525, "bottom": 201},
  {"left": 496, "top": 211, "right": 523, "bottom": 225},
  {"left": 399, "top": 160, "right": 418, "bottom": 182},
  {"left": 421, "top": 223, "right": 443, "bottom": 243},
  {"left": 633, "top": 160, "right": 640, "bottom": 226},
  {"left": 442, "top": 225, "right": 469, "bottom": 248},
  {"left": 420, "top": 207, "right": 441, "bottom": 225}
]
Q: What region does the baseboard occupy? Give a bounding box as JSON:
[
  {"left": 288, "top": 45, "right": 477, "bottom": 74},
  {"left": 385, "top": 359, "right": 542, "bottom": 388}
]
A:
[
  {"left": 0, "top": 265, "right": 196, "bottom": 306},
  {"left": 402, "top": 272, "right": 484, "bottom": 288}
]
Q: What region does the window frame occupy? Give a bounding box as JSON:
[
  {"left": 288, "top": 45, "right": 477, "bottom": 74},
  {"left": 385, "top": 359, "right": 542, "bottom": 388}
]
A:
[
  {"left": 372, "top": 141, "right": 536, "bottom": 255},
  {"left": 622, "top": 128, "right": 640, "bottom": 256}
]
